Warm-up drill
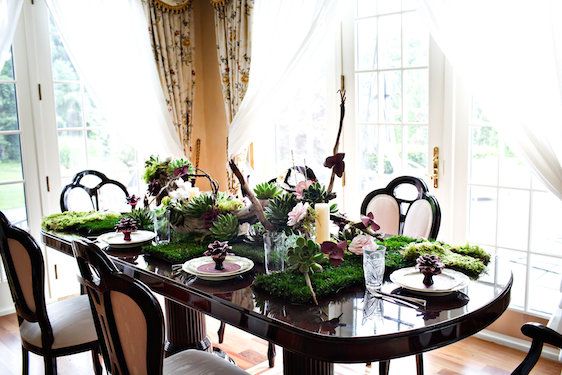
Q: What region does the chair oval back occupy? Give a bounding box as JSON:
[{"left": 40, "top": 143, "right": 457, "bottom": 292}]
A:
[
  {"left": 60, "top": 170, "right": 130, "bottom": 212},
  {"left": 72, "top": 239, "right": 165, "bottom": 375},
  {"left": 360, "top": 176, "right": 441, "bottom": 240},
  {"left": 0, "top": 212, "right": 53, "bottom": 349}
]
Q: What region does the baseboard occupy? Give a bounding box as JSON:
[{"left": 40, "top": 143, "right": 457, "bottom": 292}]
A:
[
  {"left": 476, "top": 329, "right": 561, "bottom": 362},
  {"left": 0, "top": 306, "right": 15, "bottom": 317}
]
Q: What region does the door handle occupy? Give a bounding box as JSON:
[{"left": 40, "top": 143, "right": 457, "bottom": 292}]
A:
[{"left": 431, "top": 146, "right": 439, "bottom": 188}]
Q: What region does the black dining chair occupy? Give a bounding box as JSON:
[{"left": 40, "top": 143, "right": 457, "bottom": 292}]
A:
[
  {"left": 360, "top": 175, "right": 441, "bottom": 240},
  {"left": 60, "top": 169, "right": 130, "bottom": 212},
  {"left": 512, "top": 322, "right": 562, "bottom": 374},
  {"left": 71, "top": 238, "right": 249, "bottom": 375},
  {"left": 0, "top": 211, "right": 102, "bottom": 375}
]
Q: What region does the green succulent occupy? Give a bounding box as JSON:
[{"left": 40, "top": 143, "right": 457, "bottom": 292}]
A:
[
  {"left": 265, "top": 193, "right": 298, "bottom": 230},
  {"left": 209, "top": 214, "right": 239, "bottom": 241},
  {"left": 183, "top": 193, "right": 215, "bottom": 218},
  {"left": 124, "top": 207, "right": 154, "bottom": 231},
  {"left": 168, "top": 158, "right": 194, "bottom": 175},
  {"left": 143, "top": 155, "right": 170, "bottom": 183},
  {"left": 301, "top": 182, "right": 336, "bottom": 206},
  {"left": 253, "top": 182, "right": 282, "bottom": 200},
  {"left": 286, "top": 237, "right": 325, "bottom": 305},
  {"left": 216, "top": 192, "right": 244, "bottom": 213}
]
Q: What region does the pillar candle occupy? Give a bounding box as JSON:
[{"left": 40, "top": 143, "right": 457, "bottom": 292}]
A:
[{"left": 315, "top": 203, "right": 330, "bottom": 244}]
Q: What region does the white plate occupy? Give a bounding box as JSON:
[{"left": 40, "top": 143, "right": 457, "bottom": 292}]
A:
[
  {"left": 97, "top": 230, "right": 156, "bottom": 248},
  {"left": 182, "top": 256, "right": 254, "bottom": 281},
  {"left": 390, "top": 267, "right": 470, "bottom": 296}
]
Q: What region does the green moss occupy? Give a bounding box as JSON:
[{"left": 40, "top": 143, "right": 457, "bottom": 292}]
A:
[
  {"left": 254, "top": 256, "right": 364, "bottom": 304},
  {"left": 143, "top": 239, "right": 206, "bottom": 263},
  {"left": 377, "top": 235, "right": 421, "bottom": 270},
  {"left": 449, "top": 243, "right": 491, "bottom": 265},
  {"left": 231, "top": 242, "right": 265, "bottom": 263},
  {"left": 402, "top": 241, "right": 487, "bottom": 279},
  {"left": 41, "top": 211, "right": 122, "bottom": 236}
]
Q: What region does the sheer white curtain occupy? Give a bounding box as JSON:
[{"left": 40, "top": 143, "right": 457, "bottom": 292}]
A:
[
  {"left": 420, "top": 0, "right": 562, "bottom": 200},
  {"left": 227, "top": 0, "right": 341, "bottom": 179},
  {"left": 0, "top": 0, "right": 22, "bottom": 69},
  {"left": 419, "top": 0, "right": 562, "bottom": 344},
  {"left": 45, "top": 0, "right": 183, "bottom": 159}
]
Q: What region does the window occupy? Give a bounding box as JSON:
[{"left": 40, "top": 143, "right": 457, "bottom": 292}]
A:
[
  {"left": 353, "top": 0, "right": 429, "bottom": 197},
  {"left": 48, "top": 17, "right": 140, "bottom": 192},
  {"left": 0, "top": 50, "right": 27, "bottom": 228},
  {"left": 467, "top": 99, "right": 562, "bottom": 317}
]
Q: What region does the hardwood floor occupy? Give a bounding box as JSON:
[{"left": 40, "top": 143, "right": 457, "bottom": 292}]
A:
[{"left": 0, "top": 313, "right": 560, "bottom": 374}]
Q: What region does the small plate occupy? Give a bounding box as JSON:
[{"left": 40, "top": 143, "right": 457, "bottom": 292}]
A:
[
  {"left": 97, "top": 230, "right": 156, "bottom": 248},
  {"left": 390, "top": 267, "right": 470, "bottom": 296},
  {"left": 182, "top": 256, "right": 254, "bottom": 281}
]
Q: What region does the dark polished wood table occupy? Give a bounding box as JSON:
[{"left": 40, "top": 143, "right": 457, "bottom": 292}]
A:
[{"left": 41, "top": 231, "right": 512, "bottom": 375}]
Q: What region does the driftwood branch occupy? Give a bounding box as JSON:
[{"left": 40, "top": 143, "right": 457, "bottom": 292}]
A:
[
  {"left": 327, "top": 90, "right": 346, "bottom": 194},
  {"left": 229, "top": 159, "right": 274, "bottom": 231}
]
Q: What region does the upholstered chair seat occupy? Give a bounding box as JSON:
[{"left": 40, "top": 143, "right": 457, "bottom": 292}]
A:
[
  {"left": 163, "top": 349, "right": 248, "bottom": 375},
  {"left": 19, "top": 295, "right": 98, "bottom": 350}
]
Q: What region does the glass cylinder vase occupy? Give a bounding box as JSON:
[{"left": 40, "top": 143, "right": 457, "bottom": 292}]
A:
[
  {"left": 153, "top": 209, "right": 171, "bottom": 244},
  {"left": 263, "top": 231, "right": 289, "bottom": 274}
]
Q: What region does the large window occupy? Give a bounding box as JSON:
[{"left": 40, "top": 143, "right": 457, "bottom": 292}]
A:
[
  {"left": 0, "top": 50, "right": 27, "bottom": 228},
  {"left": 353, "top": 0, "right": 429, "bottom": 195},
  {"left": 467, "top": 100, "right": 562, "bottom": 317},
  {"left": 48, "top": 17, "right": 139, "bottom": 191}
]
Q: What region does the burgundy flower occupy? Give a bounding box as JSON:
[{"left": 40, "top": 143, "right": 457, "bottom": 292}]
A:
[
  {"left": 126, "top": 195, "right": 140, "bottom": 209},
  {"left": 173, "top": 165, "right": 190, "bottom": 177},
  {"left": 360, "top": 212, "right": 380, "bottom": 232},
  {"left": 201, "top": 208, "right": 220, "bottom": 228},
  {"left": 321, "top": 240, "right": 347, "bottom": 267},
  {"left": 324, "top": 153, "right": 346, "bottom": 177}
]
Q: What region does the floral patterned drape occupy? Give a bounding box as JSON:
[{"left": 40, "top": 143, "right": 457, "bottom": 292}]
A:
[
  {"left": 212, "top": 0, "right": 253, "bottom": 123},
  {"left": 143, "top": 0, "right": 195, "bottom": 155}
]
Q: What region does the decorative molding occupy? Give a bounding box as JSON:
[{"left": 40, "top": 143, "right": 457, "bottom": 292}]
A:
[
  {"left": 210, "top": 0, "right": 231, "bottom": 10},
  {"left": 151, "top": 0, "right": 192, "bottom": 13}
]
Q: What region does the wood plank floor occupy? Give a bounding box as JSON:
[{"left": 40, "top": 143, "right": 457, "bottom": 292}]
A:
[{"left": 0, "top": 313, "right": 560, "bottom": 374}]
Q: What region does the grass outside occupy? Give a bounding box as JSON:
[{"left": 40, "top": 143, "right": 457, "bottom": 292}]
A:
[{"left": 0, "top": 160, "right": 25, "bottom": 210}]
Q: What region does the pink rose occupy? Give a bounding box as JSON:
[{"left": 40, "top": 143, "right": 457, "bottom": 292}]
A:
[
  {"left": 287, "top": 202, "right": 310, "bottom": 226},
  {"left": 295, "top": 180, "right": 314, "bottom": 199},
  {"left": 348, "top": 234, "right": 375, "bottom": 255}
]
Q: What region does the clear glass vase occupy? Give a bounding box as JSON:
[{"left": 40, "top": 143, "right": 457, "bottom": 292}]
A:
[
  {"left": 263, "top": 231, "right": 289, "bottom": 274},
  {"left": 153, "top": 209, "right": 171, "bottom": 244}
]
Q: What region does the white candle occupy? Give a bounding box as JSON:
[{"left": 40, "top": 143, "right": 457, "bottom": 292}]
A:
[{"left": 315, "top": 203, "right": 330, "bottom": 244}]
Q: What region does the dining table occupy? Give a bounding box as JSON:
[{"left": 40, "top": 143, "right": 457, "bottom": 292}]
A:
[{"left": 41, "top": 230, "right": 512, "bottom": 375}]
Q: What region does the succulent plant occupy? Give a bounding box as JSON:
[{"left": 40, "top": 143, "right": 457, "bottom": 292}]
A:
[
  {"left": 205, "top": 240, "right": 232, "bottom": 270},
  {"left": 216, "top": 192, "right": 244, "bottom": 213},
  {"left": 124, "top": 207, "right": 154, "bottom": 230},
  {"left": 287, "top": 237, "right": 325, "bottom": 304},
  {"left": 168, "top": 158, "right": 194, "bottom": 177},
  {"left": 301, "top": 182, "right": 336, "bottom": 206},
  {"left": 126, "top": 194, "right": 140, "bottom": 209},
  {"left": 416, "top": 254, "right": 445, "bottom": 286},
  {"left": 183, "top": 193, "right": 215, "bottom": 218},
  {"left": 265, "top": 193, "right": 298, "bottom": 230},
  {"left": 209, "top": 213, "right": 239, "bottom": 241},
  {"left": 253, "top": 182, "right": 282, "bottom": 200}
]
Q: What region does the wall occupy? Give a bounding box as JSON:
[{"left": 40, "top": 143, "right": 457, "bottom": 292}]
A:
[{"left": 191, "top": 0, "right": 229, "bottom": 191}]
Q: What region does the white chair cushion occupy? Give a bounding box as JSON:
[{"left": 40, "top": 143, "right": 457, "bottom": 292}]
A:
[
  {"left": 402, "top": 199, "right": 433, "bottom": 239},
  {"left": 365, "top": 194, "right": 400, "bottom": 235},
  {"left": 163, "top": 349, "right": 248, "bottom": 375},
  {"left": 19, "top": 294, "right": 97, "bottom": 349}
]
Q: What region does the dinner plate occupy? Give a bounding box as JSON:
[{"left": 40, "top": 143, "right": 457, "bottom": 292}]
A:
[
  {"left": 389, "top": 267, "right": 470, "bottom": 296},
  {"left": 97, "top": 230, "right": 156, "bottom": 248},
  {"left": 182, "top": 256, "right": 254, "bottom": 281}
]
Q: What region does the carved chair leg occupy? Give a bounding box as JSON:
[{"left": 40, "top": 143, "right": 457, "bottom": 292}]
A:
[
  {"left": 92, "top": 347, "right": 103, "bottom": 375},
  {"left": 511, "top": 339, "right": 544, "bottom": 375},
  {"left": 416, "top": 353, "right": 424, "bottom": 375},
  {"left": 43, "top": 355, "right": 57, "bottom": 375},
  {"left": 21, "top": 346, "right": 29, "bottom": 375},
  {"left": 267, "top": 342, "right": 276, "bottom": 368},
  {"left": 218, "top": 321, "right": 226, "bottom": 344},
  {"left": 379, "top": 360, "right": 390, "bottom": 375}
]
